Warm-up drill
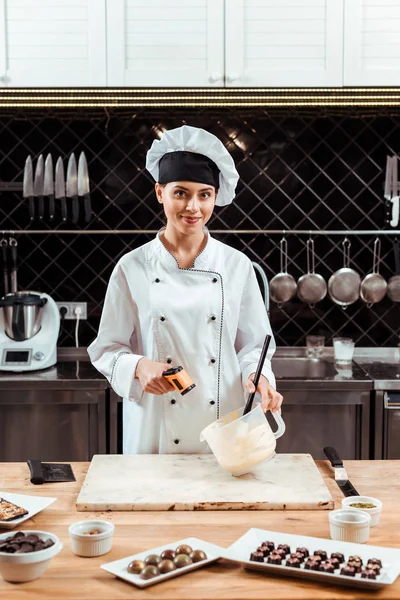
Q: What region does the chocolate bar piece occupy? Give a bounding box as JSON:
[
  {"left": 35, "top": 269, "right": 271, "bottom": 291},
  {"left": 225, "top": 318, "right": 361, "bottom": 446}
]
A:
[{"left": 0, "top": 498, "right": 28, "bottom": 522}]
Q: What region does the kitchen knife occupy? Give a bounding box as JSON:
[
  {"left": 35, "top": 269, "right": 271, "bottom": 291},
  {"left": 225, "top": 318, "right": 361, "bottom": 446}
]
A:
[
  {"left": 44, "top": 153, "right": 55, "bottom": 220},
  {"left": 78, "top": 151, "right": 91, "bottom": 223},
  {"left": 66, "top": 153, "right": 79, "bottom": 224},
  {"left": 391, "top": 155, "right": 399, "bottom": 228},
  {"left": 323, "top": 446, "right": 359, "bottom": 497},
  {"left": 33, "top": 154, "right": 45, "bottom": 220},
  {"left": 55, "top": 157, "right": 67, "bottom": 221},
  {"left": 23, "top": 155, "right": 35, "bottom": 221}
]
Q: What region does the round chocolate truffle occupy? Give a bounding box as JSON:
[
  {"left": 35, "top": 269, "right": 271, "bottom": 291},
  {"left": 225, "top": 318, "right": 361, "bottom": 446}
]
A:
[
  {"left": 158, "top": 559, "right": 176, "bottom": 574},
  {"left": 313, "top": 550, "right": 327, "bottom": 561},
  {"left": 140, "top": 566, "right": 159, "bottom": 580},
  {"left": 144, "top": 554, "right": 161, "bottom": 567},
  {"left": 267, "top": 554, "right": 282, "bottom": 565},
  {"left": 161, "top": 549, "right": 176, "bottom": 561},
  {"left": 341, "top": 565, "right": 356, "bottom": 577},
  {"left": 319, "top": 562, "right": 335, "bottom": 573},
  {"left": 367, "top": 558, "right": 382, "bottom": 568},
  {"left": 361, "top": 568, "right": 377, "bottom": 580},
  {"left": 262, "top": 541, "right": 275, "bottom": 552},
  {"left": 257, "top": 545, "right": 270, "bottom": 557},
  {"left": 330, "top": 552, "right": 345, "bottom": 564},
  {"left": 250, "top": 551, "right": 265, "bottom": 563},
  {"left": 277, "top": 544, "right": 291, "bottom": 555},
  {"left": 285, "top": 557, "right": 301, "bottom": 568},
  {"left": 296, "top": 547, "right": 309, "bottom": 558}
]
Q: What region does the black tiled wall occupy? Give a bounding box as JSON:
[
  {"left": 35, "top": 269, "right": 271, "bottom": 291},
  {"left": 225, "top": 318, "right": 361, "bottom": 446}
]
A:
[{"left": 0, "top": 107, "right": 399, "bottom": 347}]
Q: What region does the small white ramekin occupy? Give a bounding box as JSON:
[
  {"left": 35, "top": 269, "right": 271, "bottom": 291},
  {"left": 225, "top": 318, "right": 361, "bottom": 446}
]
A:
[
  {"left": 0, "top": 530, "right": 62, "bottom": 583},
  {"left": 341, "top": 495, "right": 382, "bottom": 527},
  {"left": 68, "top": 520, "right": 114, "bottom": 557},
  {"left": 329, "top": 508, "right": 371, "bottom": 543}
]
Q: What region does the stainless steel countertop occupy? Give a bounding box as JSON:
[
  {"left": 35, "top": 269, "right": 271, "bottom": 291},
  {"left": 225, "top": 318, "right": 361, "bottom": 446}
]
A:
[
  {"left": 0, "top": 347, "right": 398, "bottom": 391},
  {"left": 0, "top": 347, "right": 107, "bottom": 390}
]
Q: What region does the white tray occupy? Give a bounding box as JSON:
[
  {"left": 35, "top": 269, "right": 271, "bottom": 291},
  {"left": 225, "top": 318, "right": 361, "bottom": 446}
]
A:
[
  {"left": 0, "top": 492, "right": 56, "bottom": 530},
  {"left": 101, "top": 537, "right": 222, "bottom": 588},
  {"left": 220, "top": 528, "right": 400, "bottom": 590}
]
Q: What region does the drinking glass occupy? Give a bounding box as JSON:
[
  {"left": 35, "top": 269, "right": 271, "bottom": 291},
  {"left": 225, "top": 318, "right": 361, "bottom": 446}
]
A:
[
  {"left": 333, "top": 337, "right": 355, "bottom": 364},
  {"left": 306, "top": 335, "right": 325, "bottom": 359}
]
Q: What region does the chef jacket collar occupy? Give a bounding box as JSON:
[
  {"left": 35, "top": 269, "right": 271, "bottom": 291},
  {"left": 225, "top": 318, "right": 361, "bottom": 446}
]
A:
[{"left": 155, "top": 228, "right": 214, "bottom": 270}]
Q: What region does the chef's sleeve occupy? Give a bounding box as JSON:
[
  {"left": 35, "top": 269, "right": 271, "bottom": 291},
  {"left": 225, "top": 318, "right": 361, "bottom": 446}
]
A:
[
  {"left": 235, "top": 260, "right": 276, "bottom": 390},
  {"left": 87, "top": 262, "right": 144, "bottom": 401}
]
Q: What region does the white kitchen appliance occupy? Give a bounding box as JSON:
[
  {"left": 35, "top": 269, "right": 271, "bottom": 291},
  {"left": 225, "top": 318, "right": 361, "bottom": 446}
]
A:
[{"left": 0, "top": 291, "right": 59, "bottom": 372}]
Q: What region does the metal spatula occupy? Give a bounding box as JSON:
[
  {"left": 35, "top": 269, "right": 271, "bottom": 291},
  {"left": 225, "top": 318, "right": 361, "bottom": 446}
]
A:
[{"left": 242, "top": 334, "right": 272, "bottom": 416}]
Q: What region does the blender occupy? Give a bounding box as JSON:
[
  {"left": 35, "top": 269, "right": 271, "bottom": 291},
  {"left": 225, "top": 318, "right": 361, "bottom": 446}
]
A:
[{"left": 0, "top": 238, "right": 59, "bottom": 371}]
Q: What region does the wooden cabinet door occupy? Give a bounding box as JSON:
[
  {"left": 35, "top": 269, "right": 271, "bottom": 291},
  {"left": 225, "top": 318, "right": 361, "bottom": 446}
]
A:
[
  {"left": 225, "top": 0, "right": 344, "bottom": 87},
  {"left": 344, "top": 0, "right": 400, "bottom": 85},
  {"left": 0, "top": 0, "right": 106, "bottom": 87},
  {"left": 106, "top": 0, "right": 224, "bottom": 86}
]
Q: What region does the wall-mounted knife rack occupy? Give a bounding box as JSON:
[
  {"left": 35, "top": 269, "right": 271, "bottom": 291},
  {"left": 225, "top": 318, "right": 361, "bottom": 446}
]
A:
[{"left": 0, "top": 229, "right": 399, "bottom": 236}]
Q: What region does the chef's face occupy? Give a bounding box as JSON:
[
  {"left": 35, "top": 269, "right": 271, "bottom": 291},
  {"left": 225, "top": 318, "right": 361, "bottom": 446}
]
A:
[{"left": 155, "top": 181, "right": 217, "bottom": 233}]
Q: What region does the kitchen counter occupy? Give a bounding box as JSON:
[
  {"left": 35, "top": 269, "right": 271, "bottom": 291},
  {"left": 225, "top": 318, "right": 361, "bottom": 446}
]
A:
[
  {"left": 1, "top": 460, "right": 399, "bottom": 599},
  {"left": 0, "top": 348, "right": 107, "bottom": 390},
  {"left": 273, "top": 348, "right": 373, "bottom": 391}
]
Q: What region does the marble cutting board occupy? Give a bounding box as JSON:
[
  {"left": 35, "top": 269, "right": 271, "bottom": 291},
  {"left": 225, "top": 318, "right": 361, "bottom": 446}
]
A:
[{"left": 76, "top": 454, "right": 333, "bottom": 511}]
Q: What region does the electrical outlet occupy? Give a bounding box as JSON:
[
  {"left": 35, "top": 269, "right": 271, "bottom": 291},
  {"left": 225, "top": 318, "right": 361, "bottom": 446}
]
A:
[{"left": 56, "top": 302, "right": 87, "bottom": 320}]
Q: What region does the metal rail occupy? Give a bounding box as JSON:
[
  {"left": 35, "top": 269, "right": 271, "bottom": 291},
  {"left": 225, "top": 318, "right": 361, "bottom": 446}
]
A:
[{"left": 0, "top": 229, "right": 400, "bottom": 236}]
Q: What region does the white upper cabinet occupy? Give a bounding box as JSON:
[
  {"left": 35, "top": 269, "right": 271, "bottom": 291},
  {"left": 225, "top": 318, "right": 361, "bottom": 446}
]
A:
[
  {"left": 344, "top": 0, "right": 400, "bottom": 86},
  {"left": 225, "top": 0, "right": 344, "bottom": 87},
  {"left": 0, "top": 0, "right": 106, "bottom": 87},
  {"left": 106, "top": 0, "right": 224, "bottom": 86}
]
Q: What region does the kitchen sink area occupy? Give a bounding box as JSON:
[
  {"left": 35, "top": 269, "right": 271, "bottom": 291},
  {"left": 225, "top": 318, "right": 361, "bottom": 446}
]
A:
[{"left": 271, "top": 357, "right": 338, "bottom": 379}]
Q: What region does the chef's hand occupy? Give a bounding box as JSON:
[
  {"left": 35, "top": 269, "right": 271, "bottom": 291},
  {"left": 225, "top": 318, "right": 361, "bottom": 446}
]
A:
[
  {"left": 135, "top": 358, "right": 175, "bottom": 395},
  {"left": 245, "top": 373, "right": 283, "bottom": 413}
]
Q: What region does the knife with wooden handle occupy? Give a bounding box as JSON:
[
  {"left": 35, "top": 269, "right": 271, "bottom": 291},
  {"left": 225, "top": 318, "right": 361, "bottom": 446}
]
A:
[
  {"left": 33, "top": 154, "right": 45, "bottom": 220},
  {"left": 44, "top": 154, "right": 55, "bottom": 220},
  {"left": 55, "top": 157, "right": 67, "bottom": 221},
  {"left": 66, "top": 153, "right": 79, "bottom": 224},
  {"left": 23, "top": 155, "right": 35, "bottom": 221},
  {"left": 323, "top": 446, "right": 359, "bottom": 497},
  {"left": 78, "top": 151, "right": 91, "bottom": 223}
]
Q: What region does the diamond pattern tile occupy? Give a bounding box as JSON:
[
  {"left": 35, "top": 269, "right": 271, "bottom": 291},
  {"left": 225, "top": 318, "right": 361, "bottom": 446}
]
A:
[{"left": 0, "top": 107, "right": 399, "bottom": 347}]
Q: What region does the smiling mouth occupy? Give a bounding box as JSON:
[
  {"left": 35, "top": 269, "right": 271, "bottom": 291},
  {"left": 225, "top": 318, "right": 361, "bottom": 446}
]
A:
[{"left": 181, "top": 216, "right": 201, "bottom": 222}]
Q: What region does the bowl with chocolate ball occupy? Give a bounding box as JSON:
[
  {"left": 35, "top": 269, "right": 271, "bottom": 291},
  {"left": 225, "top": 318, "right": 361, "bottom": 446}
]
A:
[
  {"left": 68, "top": 519, "right": 114, "bottom": 557},
  {"left": 0, "top": 530, "right": 62, "bottom": 583}
]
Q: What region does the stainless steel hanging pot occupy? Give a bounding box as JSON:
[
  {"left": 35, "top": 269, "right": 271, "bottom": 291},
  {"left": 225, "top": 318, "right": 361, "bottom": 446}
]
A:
[
  {"left": 360, "top": 237, "right": 387, "bottom": 306},
  {"left": 328, "top": 238, "right": 361, "bottom": 307},
  {"left": 269, "top": 237, "right": 297, "bottom": 305},
  {"left": 297, "top": 238, "right": 327, "bottom": 305}
]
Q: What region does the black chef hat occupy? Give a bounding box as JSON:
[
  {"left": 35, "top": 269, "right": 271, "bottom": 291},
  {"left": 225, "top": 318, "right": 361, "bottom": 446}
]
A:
[{"left": 158, "top": 151, "right": 220, "bottom": 190}]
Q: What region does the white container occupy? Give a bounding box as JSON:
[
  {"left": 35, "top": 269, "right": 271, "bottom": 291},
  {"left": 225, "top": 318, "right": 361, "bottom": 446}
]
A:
[
  {"left": 0, "top": 530, "right": 62, "bottom": 583},
  {"left": 69, "top": 520, "right": 114, "bottom": 557},
  {"left": 342, "top": 495, "right": 382, "bottom": 527},
  {"left": 200, "top": 404, "right": 285, "bottom": 476},
  {"left": 329, "top": 508, "right": 371, "bottom": 543}
]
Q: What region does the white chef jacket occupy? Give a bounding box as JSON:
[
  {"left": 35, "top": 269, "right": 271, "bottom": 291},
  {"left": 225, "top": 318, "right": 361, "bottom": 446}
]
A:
[{"left": 87, "top": 230, "right": 276, "bottom": 454}]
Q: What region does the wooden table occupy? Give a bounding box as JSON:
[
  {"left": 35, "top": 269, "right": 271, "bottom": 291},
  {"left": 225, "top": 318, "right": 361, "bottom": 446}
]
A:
[{"left": 0, "top": 461, "right": 399, "bottom": 599}]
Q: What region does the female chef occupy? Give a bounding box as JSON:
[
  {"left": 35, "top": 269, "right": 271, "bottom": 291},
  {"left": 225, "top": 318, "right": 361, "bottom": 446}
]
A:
[{"left": 88, "top": 125, "right": 282, "bottom": 454}]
